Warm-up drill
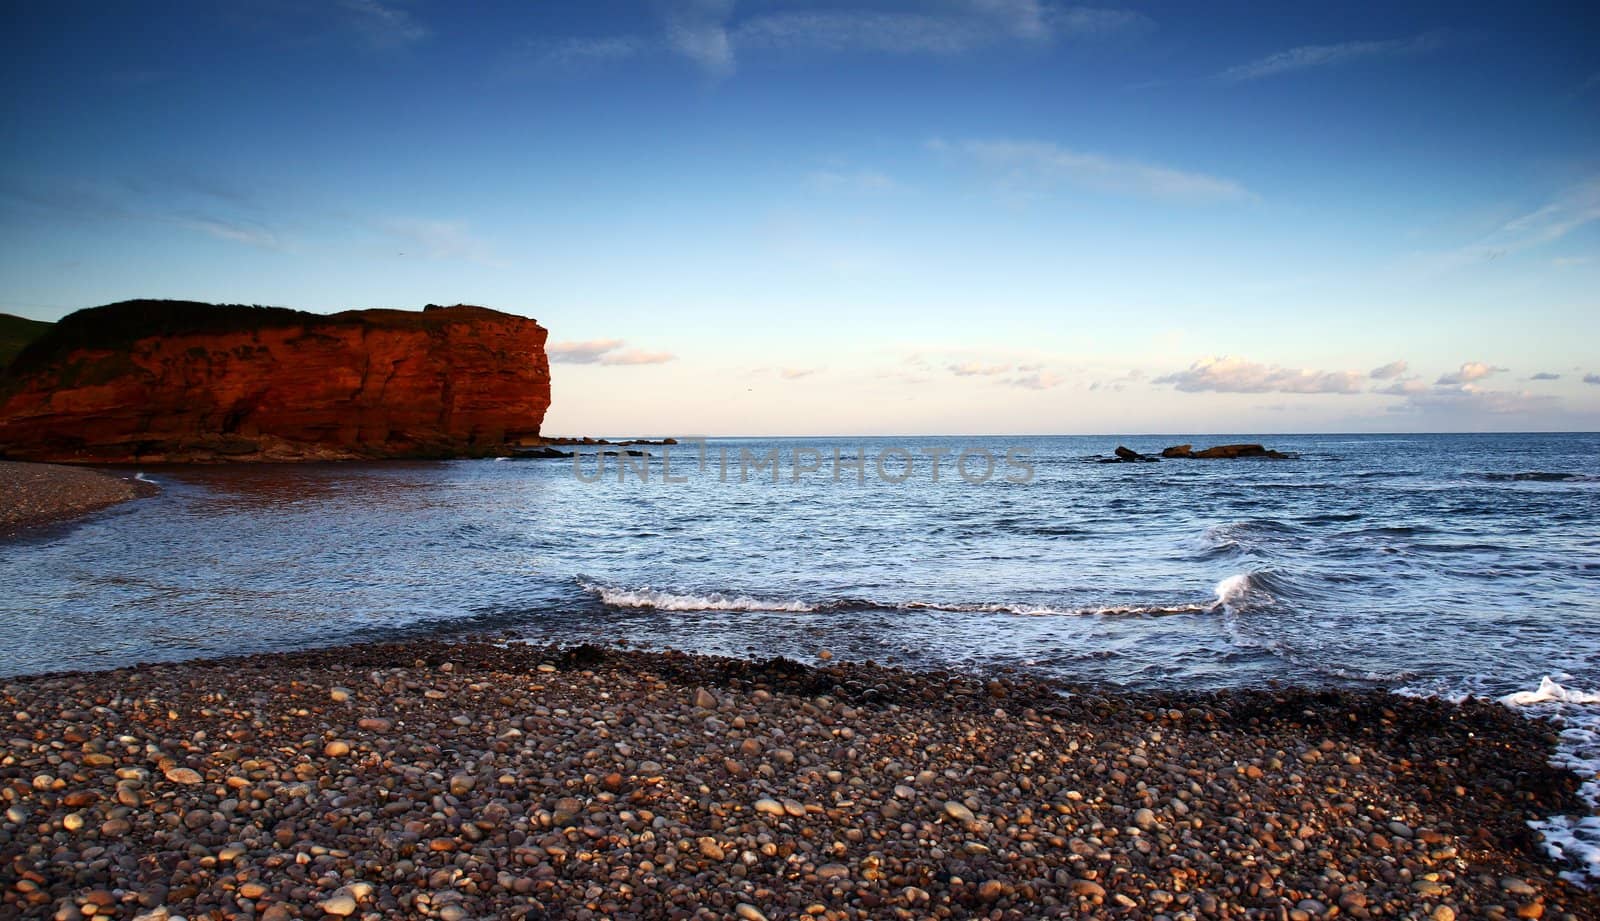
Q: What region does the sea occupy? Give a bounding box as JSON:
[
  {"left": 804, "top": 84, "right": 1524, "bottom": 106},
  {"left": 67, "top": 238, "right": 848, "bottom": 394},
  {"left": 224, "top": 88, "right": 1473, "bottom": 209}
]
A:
[{"left": 2, "top": 432, "right": 1598, "bottom": 878}]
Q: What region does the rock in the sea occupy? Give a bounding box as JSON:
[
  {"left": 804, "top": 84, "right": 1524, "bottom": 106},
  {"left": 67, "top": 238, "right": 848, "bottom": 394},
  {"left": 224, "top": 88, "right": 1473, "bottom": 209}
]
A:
[
  {"left": 1160, "top": 444, "right": 1193, "bottom": 458},
  {"left": 1101, "top": 445, "right": 1159, "bottom": 463},
  {"left": 0, "top": 300, "right": 550, "bottom": 463},
  {"left": 1190, "top": 443, "right": 1289, "bottom": 459}
]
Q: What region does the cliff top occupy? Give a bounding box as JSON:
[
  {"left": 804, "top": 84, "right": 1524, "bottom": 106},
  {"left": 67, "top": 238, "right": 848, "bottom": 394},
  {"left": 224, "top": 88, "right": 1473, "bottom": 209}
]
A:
[
  {"left": 5, "top": 300, "right": 536, "bottom": 376},
  {"left": 0, "top": 313, "right": 54, "bottom": 371}
]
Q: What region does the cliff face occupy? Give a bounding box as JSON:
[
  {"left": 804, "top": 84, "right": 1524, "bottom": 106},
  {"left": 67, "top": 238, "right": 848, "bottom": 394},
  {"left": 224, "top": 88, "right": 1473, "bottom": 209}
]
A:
[{"left": 0, "top": 300, "right": 550, "bottom": 463}]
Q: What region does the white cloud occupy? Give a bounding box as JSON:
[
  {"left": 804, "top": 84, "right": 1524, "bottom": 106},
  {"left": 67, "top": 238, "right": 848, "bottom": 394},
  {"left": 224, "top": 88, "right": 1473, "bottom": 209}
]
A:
[
  {"left": 1436, "top": 361, "right": 1505, "bottom": 385},
  {"left": 549, "top": 339, "right": 626, "bottom": 364},
  {"left": 1369, "top": 359, "right": 1408, "bottom": 380},
  {"left": 1220, "top": 31, "right": 1445, "bottom": 83},
  {"left": 549, "top": 339, "right": 675, "bottom": 366},
  {"left": 339, "top": 0, "right": 427, "bottom": 50},
  {"left": 935, "top": 138, "right": 1250, "bottom": 204},
  {"left": 1155, "top": 356, "right": 1364, "bottom": 394}
]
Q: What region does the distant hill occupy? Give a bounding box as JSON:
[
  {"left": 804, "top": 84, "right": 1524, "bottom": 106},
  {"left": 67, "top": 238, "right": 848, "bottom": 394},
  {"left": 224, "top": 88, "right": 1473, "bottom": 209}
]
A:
[{"left": 0, "top": 313, "right": 53, "bottom": 371}]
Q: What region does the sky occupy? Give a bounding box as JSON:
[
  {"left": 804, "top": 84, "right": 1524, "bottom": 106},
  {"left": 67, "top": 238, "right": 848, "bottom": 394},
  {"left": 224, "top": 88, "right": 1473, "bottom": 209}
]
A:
[{"left": 1, "top": 0, "right": 1598, "bottom": 435}]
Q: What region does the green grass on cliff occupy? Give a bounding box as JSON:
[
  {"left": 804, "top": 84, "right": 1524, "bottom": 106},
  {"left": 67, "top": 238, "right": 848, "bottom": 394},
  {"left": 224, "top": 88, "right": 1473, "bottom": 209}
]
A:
[{"left": 0, "top": 313, "right": 54, "bottom": 371}]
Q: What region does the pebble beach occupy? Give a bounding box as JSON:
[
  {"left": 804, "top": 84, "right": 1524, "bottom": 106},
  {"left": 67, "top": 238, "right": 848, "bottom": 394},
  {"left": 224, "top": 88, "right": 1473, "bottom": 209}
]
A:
[
  {"left": 3, "top": 640, "right": 1596, "bottom": 921},
  {"left": 0, "top": 462, "right": 153, "bottom": 534}
]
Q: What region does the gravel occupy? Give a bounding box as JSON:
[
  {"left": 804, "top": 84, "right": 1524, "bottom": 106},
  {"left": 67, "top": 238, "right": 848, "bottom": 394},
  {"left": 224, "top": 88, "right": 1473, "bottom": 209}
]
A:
[
  {"left": 0, "top": 461, "right": 154, "bottom": 534},
  {"left": 2, "top": 639, "right": 1596, "bottom": 920}
]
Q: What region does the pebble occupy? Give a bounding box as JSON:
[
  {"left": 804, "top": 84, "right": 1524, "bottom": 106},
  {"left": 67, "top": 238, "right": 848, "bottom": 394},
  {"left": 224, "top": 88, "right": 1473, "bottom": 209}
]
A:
[
  {"left": 162, "top": 767, "right": 201, "bottom": 785},
  {"left": 318, "top": 893, "right": 357, "bottom": 916},
  {"left": 943, "top": 801, "right": 975, "bottom": 823}
]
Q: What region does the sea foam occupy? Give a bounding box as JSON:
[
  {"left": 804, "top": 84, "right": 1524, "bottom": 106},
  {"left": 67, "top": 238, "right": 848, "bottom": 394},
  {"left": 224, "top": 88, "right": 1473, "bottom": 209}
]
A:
[{"left": 1500, "top": 677, "right": 1600, "bottom": 884}]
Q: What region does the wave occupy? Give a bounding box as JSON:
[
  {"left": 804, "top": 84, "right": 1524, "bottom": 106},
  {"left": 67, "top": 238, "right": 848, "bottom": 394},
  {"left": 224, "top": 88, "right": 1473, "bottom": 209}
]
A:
[
  {"left": 577, "top": 577, "right": 1222, "bottom": 618},
  {"left": 1499, "top": 677, "right": 1600, "bottom": 884}
]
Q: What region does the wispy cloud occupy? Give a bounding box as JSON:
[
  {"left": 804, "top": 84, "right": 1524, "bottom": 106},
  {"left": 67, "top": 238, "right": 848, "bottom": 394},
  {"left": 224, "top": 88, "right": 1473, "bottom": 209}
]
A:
[
  {"left": 511, "top": 35, "right": 648, "bottom": 72},
  {"left": 1007, "top": 369, "right": 1064, "bottom": 390},
  {"left": 1448, "top": 178, "right": 1600, "bottom": 265},
  {"left": 1220, "top": 31, "right": 1447, "bottom": 83},
  {"left": 933, "top": 138, "right": 1251, "bottom": 204},
  {"left": 1436, "top": 361, "right": 1505, "bottom": 385},
  {"left": 1155, "top": 356, "right": 1363, "bottom": 394},
  {"left": 1529, "top": 372, "right": 1561, "bottom": 381},
  {"left": 339, "top": 0, "right": 428, "bottom": 50},
  {"left": 949, "top": 360, "right": 1012, "bottom": 377},
  {"left": 176, "top": 217, "right": 286, "bottom": 251},
  {"left": 377, "top": 218, "right": 503, "bottom": 266},
  {"left": 805, "top": 169, "right": 902, "bottom": 194},
  {"left": 549, "top": 339, "right": 675, "bottom": 366},
  {"left": 0, "top": 174, "right": 291, "bottom": 252},
  {"left": 779, "top": 367, "right": 818, "bottom": 379},
  {"left": 1381, "top": 380, "right": 1556, "bottom": 416},
  {"left": 1369, "top": 360, "right": 1408, "bottom": 380},
  {"left": 602, "top": 348, "right": 677, "bottom": 366},
  {"left": 665, "top": 0, "right": 737, "bottom": 77},
  {"left": 534, "top": 2, "right": 1153, "bottom": 79}
]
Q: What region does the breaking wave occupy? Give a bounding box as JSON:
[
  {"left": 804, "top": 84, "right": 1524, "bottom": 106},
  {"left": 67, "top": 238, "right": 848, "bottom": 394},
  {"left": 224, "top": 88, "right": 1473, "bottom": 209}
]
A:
[{"left": 577, "top": 577, "right": 1222, "bottom": 618}]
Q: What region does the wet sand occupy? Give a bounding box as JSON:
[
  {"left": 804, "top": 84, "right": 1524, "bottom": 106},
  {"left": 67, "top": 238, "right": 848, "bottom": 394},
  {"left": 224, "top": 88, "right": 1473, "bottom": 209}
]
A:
[
  {"left": 0, "top": 461, "right": 154, "bottom": 535},
  {"left": 1, "top": 640, "right": 1595, "bottom": 920}
]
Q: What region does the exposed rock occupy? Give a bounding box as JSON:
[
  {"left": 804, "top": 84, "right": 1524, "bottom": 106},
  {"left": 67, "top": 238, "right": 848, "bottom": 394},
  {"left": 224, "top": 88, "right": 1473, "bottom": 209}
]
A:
[
  {"left": 1155, "top": 443, "right": 1294, "bottom": 459},
  {"left": 1100, "top": 445, "right": 1159, "bottom": 463},
  {"left": 0, "top": 300, "right": 550, "bottom": 463}
]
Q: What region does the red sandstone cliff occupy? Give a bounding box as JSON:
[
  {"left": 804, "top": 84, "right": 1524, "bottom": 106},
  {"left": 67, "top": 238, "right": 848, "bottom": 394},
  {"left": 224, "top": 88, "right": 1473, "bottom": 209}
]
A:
[{"left": 0, "top": 300, "right": 551, "bottom": 463}]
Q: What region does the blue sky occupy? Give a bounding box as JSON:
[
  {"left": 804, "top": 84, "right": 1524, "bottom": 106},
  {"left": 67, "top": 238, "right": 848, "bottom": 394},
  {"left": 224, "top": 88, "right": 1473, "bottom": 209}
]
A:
[{"left": 2, "top": 0, "right": 1597, "bottom": 434}]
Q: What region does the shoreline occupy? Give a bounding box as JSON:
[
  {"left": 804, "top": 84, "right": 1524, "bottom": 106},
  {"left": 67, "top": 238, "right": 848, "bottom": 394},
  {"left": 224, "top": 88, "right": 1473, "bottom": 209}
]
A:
[
  {"left": 0, "top": 460, "right": 156, "bottom": 535},
  {"left": 3, "top": 640, "right": 1596, "bottom": 920}
]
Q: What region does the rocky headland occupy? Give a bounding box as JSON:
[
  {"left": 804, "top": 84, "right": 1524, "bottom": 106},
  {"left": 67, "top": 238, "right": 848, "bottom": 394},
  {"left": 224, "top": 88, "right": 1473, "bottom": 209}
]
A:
[
  {"left": 0, "top": 301, "right": 551, "bottom": 464},
  {"left": 2, "top": 641, "right": 1594, "bottom": 920}
]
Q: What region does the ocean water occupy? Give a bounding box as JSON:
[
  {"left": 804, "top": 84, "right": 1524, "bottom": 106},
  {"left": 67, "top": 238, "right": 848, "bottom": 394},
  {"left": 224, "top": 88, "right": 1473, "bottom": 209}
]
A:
[{"left": 4, "top": 432, "right": 1599, "bottom": 874}]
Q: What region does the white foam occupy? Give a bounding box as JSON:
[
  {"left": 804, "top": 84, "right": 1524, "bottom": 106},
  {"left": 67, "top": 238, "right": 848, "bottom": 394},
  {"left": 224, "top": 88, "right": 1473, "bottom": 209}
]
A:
[
  {"left": 1499, "top": 676, "right": 1600, "bottom": 884},
  {"left": 133, "top": 471, "right": 158, "bottom": 485},
  {"left": 1213, "top": 573, "right": 1252, "bottom": 609},
  {"left": 583, "top": 582, "right": 818, "bottom": 613},
  {"left": 579, "top": 580, "right": 1215, "bottom": 618}
]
